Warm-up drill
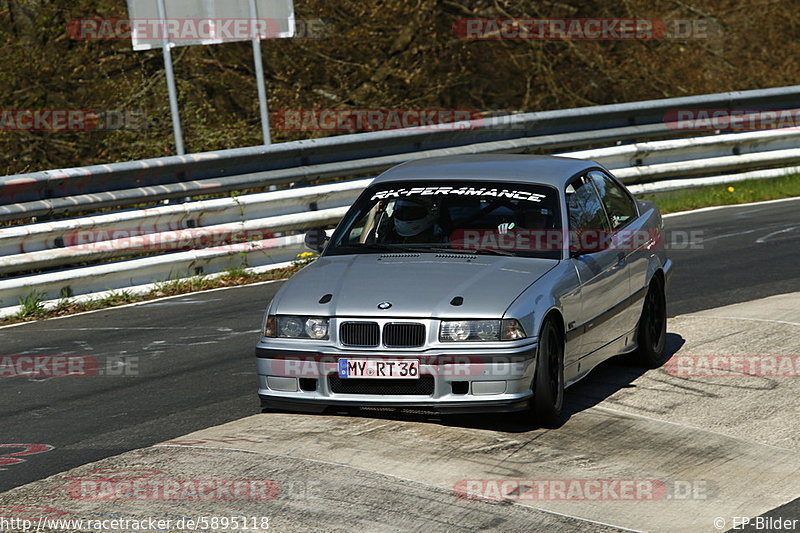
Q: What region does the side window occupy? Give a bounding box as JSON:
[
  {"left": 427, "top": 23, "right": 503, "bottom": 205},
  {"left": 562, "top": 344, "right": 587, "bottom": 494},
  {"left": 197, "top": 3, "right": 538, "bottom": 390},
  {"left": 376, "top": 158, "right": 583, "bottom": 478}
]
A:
[
  {"left": 566, "top": 177, "right": 610, "bottom": 233},
  {"left": 588, "top": 171, "right": 638, "bottom": 230},
  {"left": 566, "top": 176, "right": 610, "bottom": 252}
]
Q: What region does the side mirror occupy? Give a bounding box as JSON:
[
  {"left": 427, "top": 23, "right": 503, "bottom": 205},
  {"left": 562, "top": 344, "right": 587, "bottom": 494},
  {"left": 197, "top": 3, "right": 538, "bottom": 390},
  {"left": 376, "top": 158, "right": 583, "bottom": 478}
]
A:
[{"left": 304, "top": 228, "right": 329, "bottom": 253}]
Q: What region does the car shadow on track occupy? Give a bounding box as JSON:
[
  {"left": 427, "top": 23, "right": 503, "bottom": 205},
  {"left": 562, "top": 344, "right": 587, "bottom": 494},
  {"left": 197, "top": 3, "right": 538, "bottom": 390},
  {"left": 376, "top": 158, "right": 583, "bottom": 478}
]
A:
[
  {"left": 560, "top": 333, "right": 686, "bottom": 418},
  {"left": 324, "top": 333, "right": 686, "bottom": 434}
]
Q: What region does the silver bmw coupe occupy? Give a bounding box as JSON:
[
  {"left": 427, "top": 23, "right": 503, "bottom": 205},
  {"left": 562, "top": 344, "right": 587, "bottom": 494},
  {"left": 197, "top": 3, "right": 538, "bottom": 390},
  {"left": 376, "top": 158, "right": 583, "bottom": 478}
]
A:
[{"left": 256, "top": 155, "right": 672, "bottom": 425}]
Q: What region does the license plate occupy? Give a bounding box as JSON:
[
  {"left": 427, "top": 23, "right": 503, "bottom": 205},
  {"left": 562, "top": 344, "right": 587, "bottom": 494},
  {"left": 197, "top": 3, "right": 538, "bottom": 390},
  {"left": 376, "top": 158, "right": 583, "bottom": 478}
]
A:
[{"left": 338, "top": 359, "right": 420, "bottom": 379}]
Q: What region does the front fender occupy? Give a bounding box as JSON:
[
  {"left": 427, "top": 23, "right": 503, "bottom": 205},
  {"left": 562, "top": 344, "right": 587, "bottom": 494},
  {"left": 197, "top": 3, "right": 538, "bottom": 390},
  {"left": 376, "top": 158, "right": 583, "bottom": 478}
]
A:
[{"left": 504, "top": 261, "right": 580, "bottom": 340}]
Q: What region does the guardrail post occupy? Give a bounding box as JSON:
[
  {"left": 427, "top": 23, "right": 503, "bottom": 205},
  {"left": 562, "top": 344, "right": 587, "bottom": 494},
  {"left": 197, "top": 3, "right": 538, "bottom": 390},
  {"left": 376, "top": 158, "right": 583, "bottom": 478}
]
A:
[
  {"left": 157, "top": 0, "right": 185, "bottom": 155},
  {"left": 249, "top": 0, "right": 273, "bottom": 146}
]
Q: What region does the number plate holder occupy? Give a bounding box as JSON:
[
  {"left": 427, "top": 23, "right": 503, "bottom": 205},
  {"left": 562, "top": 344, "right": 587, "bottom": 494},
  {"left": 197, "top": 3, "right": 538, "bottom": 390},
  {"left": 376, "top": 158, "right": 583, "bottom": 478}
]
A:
[{"left": 338, "top": 359, "right": 420, "bottom": 379}]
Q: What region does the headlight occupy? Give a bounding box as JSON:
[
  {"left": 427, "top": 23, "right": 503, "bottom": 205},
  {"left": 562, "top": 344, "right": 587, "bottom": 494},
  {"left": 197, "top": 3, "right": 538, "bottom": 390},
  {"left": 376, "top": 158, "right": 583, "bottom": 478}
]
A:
[
  {"left": 265, "top": 316, "right": 329, "bottom": 340},
  {"left": 280, "top": 317, "right": 305, "bottom": 338},
  {"left": 304, "top": 318, "right": 329, "bottom": 339},
  {"left": 440, "top": 319, "right": 526, "bottom": 342},
  {"left": 442, "top": 321, "right": 472, "bottom": 341}
]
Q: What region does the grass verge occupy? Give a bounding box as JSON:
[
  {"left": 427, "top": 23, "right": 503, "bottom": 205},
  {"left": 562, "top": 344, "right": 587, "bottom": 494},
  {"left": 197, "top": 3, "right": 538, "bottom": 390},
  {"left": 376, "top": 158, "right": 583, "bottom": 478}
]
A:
[
  {"left": 636, "top": 174, "right": 800, "bottom": 214},
  {"left": 0, "top": 259, "right": 313, "bottom": 327}
]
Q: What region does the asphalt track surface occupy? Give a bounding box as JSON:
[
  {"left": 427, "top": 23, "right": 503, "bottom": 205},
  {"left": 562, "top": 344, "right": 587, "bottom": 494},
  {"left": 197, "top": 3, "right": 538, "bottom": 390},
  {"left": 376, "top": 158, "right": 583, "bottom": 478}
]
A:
[
  {"left": 663, "top": 197, "right": 800, "bottom": 317},
  {"left": 1, "top": 197, "right": 799, "bottom": 525}
]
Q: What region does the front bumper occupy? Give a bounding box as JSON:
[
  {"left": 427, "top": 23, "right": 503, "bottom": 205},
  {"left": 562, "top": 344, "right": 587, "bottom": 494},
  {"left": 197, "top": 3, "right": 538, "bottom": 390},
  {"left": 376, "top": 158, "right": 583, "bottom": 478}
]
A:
[{"left": 255, "top": 341, "right": 538, "bottom": 414}]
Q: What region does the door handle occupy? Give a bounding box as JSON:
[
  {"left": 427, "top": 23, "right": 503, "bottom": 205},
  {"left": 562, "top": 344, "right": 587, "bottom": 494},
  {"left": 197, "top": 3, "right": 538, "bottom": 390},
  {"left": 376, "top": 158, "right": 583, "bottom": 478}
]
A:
[{"left": 616, "top": 253, "right": 627, "bottom": 267}]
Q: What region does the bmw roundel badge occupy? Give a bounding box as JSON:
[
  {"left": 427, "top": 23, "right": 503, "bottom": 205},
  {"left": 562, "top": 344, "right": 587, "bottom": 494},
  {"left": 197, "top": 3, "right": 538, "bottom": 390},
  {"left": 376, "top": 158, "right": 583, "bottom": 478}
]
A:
[{"left": 377, "top": 301, "right": 393, "bottom": 310}]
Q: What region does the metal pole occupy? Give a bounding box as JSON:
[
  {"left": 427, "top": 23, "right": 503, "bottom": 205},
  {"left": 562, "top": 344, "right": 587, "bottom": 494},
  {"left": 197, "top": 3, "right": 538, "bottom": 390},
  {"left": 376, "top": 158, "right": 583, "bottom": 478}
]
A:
[
  {"left": 249, "top": 0, "right": 272, "bottom": 145},
  {"left": 156, "top": 0, "right": 185, "bottom": 155}
]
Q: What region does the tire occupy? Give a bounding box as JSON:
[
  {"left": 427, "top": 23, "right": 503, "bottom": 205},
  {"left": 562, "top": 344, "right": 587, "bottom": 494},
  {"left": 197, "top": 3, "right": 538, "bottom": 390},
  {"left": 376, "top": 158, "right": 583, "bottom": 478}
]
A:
[
  {"left": 632, "top": 277, "right": 668, "bottom": 368},
  {"left": 530, "top": 317, "right": 564, "bottom": 428}
]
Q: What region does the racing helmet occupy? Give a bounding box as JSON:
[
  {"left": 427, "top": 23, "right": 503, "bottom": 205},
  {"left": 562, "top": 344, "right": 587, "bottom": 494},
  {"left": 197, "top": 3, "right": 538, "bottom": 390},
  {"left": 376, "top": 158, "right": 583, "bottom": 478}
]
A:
[{"left": 393, "top": 197, "right": 438, "bottom": 237}]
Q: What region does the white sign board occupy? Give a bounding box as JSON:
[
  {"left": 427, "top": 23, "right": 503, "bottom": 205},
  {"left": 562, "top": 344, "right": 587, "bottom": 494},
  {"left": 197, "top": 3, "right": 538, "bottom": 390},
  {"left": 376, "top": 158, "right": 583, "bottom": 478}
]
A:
[{"left": 126, "top": 0, "right": 295, "bottom": 51}]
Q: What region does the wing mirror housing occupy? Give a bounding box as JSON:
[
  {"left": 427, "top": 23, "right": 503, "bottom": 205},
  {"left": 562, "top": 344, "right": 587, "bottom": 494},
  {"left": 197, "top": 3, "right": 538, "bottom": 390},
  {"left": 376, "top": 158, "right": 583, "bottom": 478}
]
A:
[{"left": 304, "top": 228, "right": 330, "bottom": 253}]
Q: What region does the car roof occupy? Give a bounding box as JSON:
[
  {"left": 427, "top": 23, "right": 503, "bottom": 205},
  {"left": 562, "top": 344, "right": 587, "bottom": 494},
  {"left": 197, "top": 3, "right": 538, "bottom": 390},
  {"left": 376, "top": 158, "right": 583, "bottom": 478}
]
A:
[{"left": 372, "top": 155, "right": 601, "bottom": 189}]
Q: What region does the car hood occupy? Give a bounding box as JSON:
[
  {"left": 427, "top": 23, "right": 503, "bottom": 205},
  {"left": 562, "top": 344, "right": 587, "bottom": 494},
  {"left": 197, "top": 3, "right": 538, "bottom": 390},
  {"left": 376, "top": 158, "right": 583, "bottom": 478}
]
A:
[{"left": 270, "top": 253, "right": 558, "bottom": 318}]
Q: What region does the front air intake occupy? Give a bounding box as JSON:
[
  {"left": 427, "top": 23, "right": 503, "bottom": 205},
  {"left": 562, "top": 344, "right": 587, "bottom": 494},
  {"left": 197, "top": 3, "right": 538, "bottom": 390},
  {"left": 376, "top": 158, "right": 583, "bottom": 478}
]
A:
[
  {"left": 329, "top": 375, "right": 435, "bottom": 395},
  {"left": 383, "top": 323, "right": 426, "bottom": 348},
  {"left": 340, "top": 321, "right": 380, "bottom": 347}
]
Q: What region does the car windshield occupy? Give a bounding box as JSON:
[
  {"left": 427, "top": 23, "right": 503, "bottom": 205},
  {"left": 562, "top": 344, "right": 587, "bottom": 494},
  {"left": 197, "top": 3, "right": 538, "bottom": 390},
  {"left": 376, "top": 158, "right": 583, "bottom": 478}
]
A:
[{"left": 326, "top": 180, "right": 563, "bottom": 259}]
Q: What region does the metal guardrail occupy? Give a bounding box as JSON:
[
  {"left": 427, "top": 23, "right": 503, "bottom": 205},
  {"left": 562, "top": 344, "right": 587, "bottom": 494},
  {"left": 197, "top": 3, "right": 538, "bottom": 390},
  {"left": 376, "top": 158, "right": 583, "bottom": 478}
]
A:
[
  {"left": 0, "top": 179, "right": 369, "bottom": 257},
  {"left": 567, "top": 128, "right": 800, "bottom": 182},
  {"left": 2, "top": 86, "right": 800, "bottom": 316},
  {"left": 1, "top": 127, "right": 797, "bottom": 316},
  {"left": 2, "top": 85, "right": 800, "bottom": 221}
]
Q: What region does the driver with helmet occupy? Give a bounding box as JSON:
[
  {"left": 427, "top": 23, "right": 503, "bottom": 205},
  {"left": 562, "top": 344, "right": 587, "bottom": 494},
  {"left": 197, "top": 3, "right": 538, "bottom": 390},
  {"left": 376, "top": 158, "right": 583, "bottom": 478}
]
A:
[{"left": 390, "top": 197, "right": 446, "bottom": 243}]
